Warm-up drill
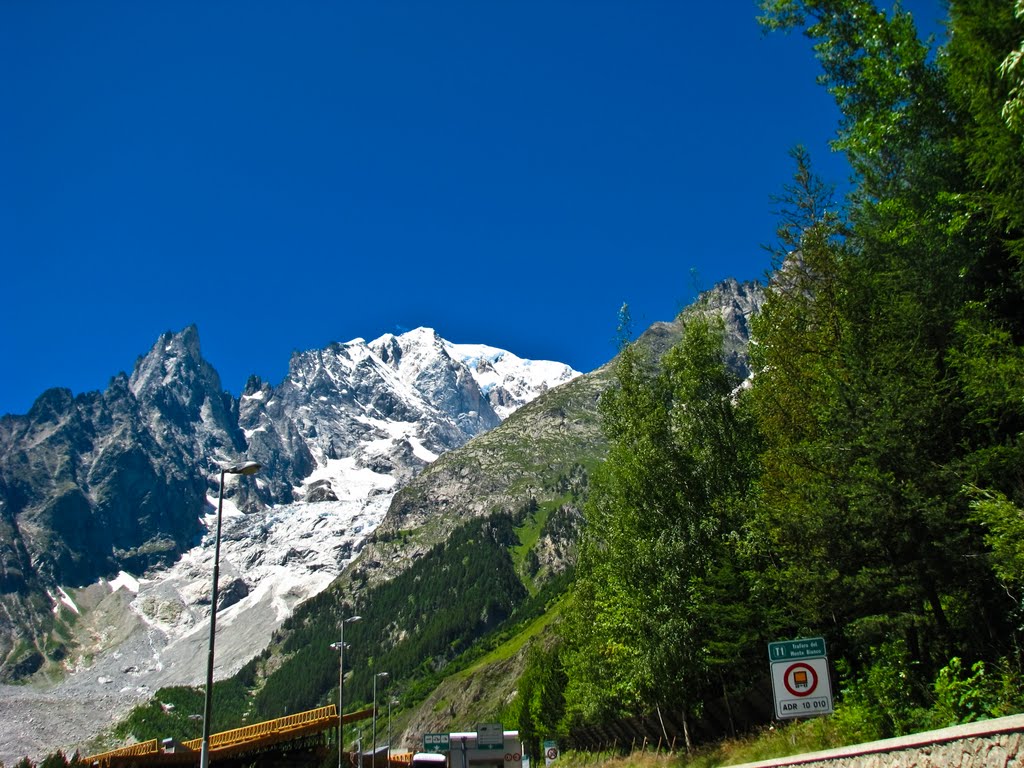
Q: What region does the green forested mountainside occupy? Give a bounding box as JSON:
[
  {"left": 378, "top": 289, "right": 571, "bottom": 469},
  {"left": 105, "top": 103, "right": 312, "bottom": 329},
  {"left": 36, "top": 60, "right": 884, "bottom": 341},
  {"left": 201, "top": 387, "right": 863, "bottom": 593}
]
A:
[
  {"left": 348, "top": 364, "right": 612, "bottom": 591},
  {"left": 112, "top": 678, "right": 252, "bottom": 745},
  {"left": 249, "top": 513, "right": 531, "bottom": 721}
]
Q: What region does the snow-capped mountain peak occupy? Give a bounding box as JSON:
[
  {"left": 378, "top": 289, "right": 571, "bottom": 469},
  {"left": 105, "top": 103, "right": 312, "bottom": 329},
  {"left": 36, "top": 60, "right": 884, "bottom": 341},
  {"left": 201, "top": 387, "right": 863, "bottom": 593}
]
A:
[{"left": 445, "top": 339, "right": 579, "bottom": 419}]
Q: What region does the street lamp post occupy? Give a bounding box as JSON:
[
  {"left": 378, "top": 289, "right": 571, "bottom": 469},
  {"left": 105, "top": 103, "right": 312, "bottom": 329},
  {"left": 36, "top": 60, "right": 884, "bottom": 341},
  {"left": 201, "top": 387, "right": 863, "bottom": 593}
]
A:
[
  {"left": 331, "top": 615, "right": 362, "bottom": 768},
  {"left": 200, "top": 461, "right": 261, "bottom": 768},
  {"left": 372, "top": 671, "right": 389, "bottom": 766},
  {"left": 387, "top": 698, "right": 398, "bottom": 761}
]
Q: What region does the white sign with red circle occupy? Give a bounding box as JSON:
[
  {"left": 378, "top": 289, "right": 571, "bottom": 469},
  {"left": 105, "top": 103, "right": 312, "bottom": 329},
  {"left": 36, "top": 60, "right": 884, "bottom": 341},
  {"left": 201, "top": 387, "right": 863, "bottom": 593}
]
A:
[
  {"left": 544, "top": 740, "right": 559, "bottom": 766},
  {"left": 770, "top": 655, "right": 833, "bottom": 718}
]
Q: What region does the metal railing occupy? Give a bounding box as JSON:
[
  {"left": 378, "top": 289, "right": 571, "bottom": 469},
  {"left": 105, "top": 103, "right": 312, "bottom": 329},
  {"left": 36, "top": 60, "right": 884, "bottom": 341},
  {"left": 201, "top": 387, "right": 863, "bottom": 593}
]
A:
[
  {"left": 83, "top": 740, "right": 159, "bottom": 766},
  {"left": 180, "top": 704, "right": 337, "bottom": 752},
  {"left": 83, "top": 703, "right": 379, "bottom": 766}
]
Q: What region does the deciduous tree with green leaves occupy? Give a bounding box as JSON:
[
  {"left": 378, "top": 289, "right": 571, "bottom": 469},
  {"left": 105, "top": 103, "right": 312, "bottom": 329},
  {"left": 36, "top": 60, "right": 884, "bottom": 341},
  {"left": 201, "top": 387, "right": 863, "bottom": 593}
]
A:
[
  {"left": 516, "top": 641, "right": 567, "bottom": 761},
  {"left": 561, "top": 315, "right": 758, "bottom": 747}
]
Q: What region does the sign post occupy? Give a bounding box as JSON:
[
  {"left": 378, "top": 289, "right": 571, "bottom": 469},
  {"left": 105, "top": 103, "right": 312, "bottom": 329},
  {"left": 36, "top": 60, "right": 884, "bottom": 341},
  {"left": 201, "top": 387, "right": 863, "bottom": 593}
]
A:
[{"left": 768, "top": 637, "right": 833, "bottom": 718}]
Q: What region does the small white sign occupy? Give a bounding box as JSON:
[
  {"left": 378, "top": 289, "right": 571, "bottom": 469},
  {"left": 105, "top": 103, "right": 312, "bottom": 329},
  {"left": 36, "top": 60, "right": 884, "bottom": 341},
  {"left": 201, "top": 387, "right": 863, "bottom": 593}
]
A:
[
  {"left": 477, "top": 723, "right": 504, "bottom": 747},
  {"left": 771, "top": 656, "right": 833, "bottom": 718},
  {"left": 544, "top": 740, "right": 558, "bottom": 766}
]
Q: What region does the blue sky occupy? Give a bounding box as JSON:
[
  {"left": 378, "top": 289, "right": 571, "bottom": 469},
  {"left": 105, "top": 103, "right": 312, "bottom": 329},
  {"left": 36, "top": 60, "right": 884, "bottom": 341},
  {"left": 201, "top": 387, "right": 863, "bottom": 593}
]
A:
[{"left": 1, "top": 1, "right": 947, "bottom": 417}]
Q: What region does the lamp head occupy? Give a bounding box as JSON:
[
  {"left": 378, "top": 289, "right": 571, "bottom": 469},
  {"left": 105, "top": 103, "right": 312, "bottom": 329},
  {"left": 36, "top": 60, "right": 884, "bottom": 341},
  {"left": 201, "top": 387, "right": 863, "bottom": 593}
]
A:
[{"left": 223, "top": 461, "right": 261, "bottom": 475}]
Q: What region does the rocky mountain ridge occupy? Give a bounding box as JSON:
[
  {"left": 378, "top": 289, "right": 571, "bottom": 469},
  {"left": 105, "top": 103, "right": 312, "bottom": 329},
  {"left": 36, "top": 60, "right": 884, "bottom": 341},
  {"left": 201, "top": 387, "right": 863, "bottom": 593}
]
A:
[{"left": 0, "top": 325, "right": 577, "bottom": 686}]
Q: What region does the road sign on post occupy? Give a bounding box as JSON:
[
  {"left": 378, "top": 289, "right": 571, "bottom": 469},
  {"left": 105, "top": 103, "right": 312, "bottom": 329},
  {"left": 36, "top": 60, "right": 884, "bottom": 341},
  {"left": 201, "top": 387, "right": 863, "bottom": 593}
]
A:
[
  {"left": 769, "top": 637, "right": 833, "bottom": 719},
  {"left": 543, "top": 740, "right": 558, "bottom": 766},
  {"left": 768, "top": 637, "right": 827, "bottom": 661},
  {"left": 423, "top": 734, "right": 450, "bottom": 753},
  {"left": 476, "top": 723, "right": 504, "bottom": 751}
]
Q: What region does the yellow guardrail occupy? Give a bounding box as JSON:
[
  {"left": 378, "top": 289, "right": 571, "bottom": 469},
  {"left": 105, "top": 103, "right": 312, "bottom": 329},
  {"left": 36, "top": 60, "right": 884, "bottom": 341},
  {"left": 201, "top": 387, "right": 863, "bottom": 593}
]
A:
[
  {"left": 84, "top": 740, "right": 159, "bottom": 765},
  {"left": 180, "top": 704, "right": 337, "bottom": 752},
  {"left": 84, "top": 703, "right": 378, "bottom": 766}
]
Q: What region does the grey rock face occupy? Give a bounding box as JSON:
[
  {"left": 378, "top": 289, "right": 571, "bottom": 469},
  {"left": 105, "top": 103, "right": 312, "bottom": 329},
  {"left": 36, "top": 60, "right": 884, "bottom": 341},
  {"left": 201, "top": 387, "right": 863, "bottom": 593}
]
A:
[
  {"left": 635, "top": 277, "right": 764, "bottom": 379},
  {"left": 239, "top": 328, "right": 520, "bottom": 506},
  {"left": 693, "top": 277, "right": 765, "bottom": 379},
  {"left": 0, "top": 326, "right": 251, "bottom": 678}
]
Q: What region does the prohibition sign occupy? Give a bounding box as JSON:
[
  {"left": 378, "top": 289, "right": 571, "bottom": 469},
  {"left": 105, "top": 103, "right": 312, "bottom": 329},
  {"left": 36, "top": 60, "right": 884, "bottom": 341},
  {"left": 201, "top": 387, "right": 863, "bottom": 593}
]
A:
[
  {"left": 782, "top": 662, "right": 818, "bottom": 697},
  {"left": 770, "top": 637, "right": 832, "bottom": 718}
]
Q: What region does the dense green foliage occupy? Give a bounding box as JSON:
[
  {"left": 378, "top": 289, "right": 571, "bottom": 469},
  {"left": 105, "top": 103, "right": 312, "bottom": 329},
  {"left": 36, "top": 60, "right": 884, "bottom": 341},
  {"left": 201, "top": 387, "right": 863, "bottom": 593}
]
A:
[
  {"left": 5, "top": 751, "right": 84, "bottom": 768},
  {"left": 114, "top": 679, "right": 252, "bottom": 742},
  {"left": 534, "top": 0, "right": 1024, "bottom": 750},
  {"left": 559, "top": 317, "right": 759, "bottom": 745},
  {"left": 516, "top": 640, "right": 567, "bottom": 761}
]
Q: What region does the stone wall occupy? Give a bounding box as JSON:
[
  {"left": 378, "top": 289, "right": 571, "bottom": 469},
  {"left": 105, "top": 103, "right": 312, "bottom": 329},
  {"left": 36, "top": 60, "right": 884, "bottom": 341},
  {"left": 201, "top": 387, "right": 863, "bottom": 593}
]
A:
[{"left": 733, "top": 714, "right": 1024, "bottom": 768}]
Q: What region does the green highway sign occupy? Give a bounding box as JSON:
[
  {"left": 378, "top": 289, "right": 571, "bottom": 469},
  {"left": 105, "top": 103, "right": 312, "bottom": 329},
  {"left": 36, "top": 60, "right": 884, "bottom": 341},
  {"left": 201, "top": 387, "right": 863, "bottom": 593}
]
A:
[
  {"left": 768, "top": 637, "right": 826, "bottom": 661},
  {"left": 423, "top": 733, "right": 450, "bottom": 752}
]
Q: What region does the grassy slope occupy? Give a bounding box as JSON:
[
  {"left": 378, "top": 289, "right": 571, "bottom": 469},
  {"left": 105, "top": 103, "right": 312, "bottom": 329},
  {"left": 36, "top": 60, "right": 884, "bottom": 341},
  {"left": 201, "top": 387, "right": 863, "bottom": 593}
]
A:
[{"left": 399, "top": 603, "right": 562, "bottom": 745}]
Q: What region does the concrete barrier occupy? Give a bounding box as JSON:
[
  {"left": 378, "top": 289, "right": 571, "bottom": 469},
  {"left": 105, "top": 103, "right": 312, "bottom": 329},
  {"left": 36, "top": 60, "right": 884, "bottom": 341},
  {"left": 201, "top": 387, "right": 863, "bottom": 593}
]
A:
[{"left": 732, "top": 713, "right": 1024, "bottom": 768}]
